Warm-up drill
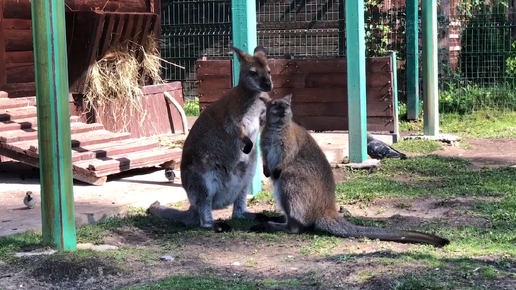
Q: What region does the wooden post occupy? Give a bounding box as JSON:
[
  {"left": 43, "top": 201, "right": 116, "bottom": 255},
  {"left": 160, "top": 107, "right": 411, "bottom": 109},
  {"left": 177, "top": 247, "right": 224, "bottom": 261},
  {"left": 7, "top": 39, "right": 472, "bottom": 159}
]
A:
[
  {"left": 346, "top": 0, "right": 368, "bottom": 163},
  {"left": 406, "top": 0, "right": 420, "bottom": 120},
  {"left": 422, "top": 0, "right": 439, "bottom": 136},
  {"left": 32, "top": 0, "right": 77, "bottom": 251},
  {"left": 231, "top": 0, "right": 261, "bottom": 195}
]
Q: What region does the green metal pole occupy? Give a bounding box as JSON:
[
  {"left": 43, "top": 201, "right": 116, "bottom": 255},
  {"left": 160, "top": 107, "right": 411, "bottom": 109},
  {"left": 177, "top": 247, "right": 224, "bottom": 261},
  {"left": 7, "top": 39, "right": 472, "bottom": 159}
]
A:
[
  {"left": 346, "top": 0, "right": 368, "bottom": 163},
  {"left": 231, "top": 0, "right": 261, "bottom": 195},
  {"left": 406, "top": 0, "right": 420, "bottom": 120},
  {"left": 422, "top": 0, "right": 439, "bottom": 136},
  {"left": 32, "top": 0, "right": 77, "bottom": 251}
]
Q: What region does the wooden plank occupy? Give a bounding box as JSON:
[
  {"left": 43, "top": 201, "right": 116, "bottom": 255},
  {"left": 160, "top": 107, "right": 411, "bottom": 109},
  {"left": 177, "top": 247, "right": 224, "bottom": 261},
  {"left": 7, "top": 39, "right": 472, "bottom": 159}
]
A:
[
  {"left": 2, "top": 19, "right": 32, "bottom": 30},
  {"left": 197, "top": 75, "right": 232, "bottom": 90},
  {"left": 4, "top": 29, "right": 33, "bottom": 52},
  {"left": 294, "top": 116, "right": 395, "bottom": 132},
  {"left": 0, "top": 106, "right": 37, "bottom": 121},
  {"left": 2, "top": 0, "right": 150, "bottom": 19},
  {"left": 5, "top": 62, "right": 34, "bottom": 83},
  {"left": 74, "top": 147, "right": 182, "bottom": 173},
  {"left": 99, "top": 13, "right": 116, "bottom": 56},
  {"left": 0, "top": 116, "right": 80, "bottom": 132},
  {"left": 5, "top": 51, "right": 34, "bottom": 63},
  {"left": 122, "top": 14, "right": 136, "bottom": 45},
  {"left": 0, "top": 146, "right": 107, "bottom": 186},
  {"left": 291, "top": 101, "right": 393, "bottom": 118},
  {"left": 196, "top": 60, "right": 233, "bottom": 76},
  {"left": 200, "top": 86, "right": 393, "bottom": 104},
  {"left": 0, "top": 97, "right": 36, "bottom": 109},
  {"left": 111, "top": 14, "right": 126, "bottom": 47},
  {"left": 6, "top": 130, "right": 133, "bottom": 153},
  {"left": 2, "top": 82, "right": 35, "bottom": 97},
  {"left": 196, "top": 57, "right": 392, "bottom": 76},
  {"left": 0, "top": 123, "right": 104, "bottom": 143},
  {"left": 71, "top": 139, "right": 160, "bottom": 162},
  {"left": 0, "top": 9, "right": 6, "bottom": 86}
]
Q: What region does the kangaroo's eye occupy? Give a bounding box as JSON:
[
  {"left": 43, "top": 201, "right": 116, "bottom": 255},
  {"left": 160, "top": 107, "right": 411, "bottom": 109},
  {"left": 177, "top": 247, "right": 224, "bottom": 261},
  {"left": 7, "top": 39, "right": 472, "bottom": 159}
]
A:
[{"left": 250, "top": 71, "right": 258, "bottom": 76}]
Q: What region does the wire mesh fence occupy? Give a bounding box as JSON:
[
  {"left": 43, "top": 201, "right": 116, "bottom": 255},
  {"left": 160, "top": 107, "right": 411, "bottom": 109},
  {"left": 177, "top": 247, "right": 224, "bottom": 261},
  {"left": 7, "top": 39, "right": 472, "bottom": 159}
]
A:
[{"left": 160, "top": 0, "right": 516, "bottom": 114}]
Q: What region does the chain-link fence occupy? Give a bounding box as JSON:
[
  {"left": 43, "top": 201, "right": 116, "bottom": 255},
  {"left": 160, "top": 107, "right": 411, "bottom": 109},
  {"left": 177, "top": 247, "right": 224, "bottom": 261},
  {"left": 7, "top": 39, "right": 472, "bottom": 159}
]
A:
[{"left": 160, "top": 0, "right": 516, "bottom": 114}]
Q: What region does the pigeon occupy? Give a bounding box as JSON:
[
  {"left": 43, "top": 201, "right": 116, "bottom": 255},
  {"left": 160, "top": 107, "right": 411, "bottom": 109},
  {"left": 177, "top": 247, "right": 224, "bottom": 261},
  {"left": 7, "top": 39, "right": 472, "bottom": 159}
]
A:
[
  {"left": 164, "top": 167, "right": 176, "bottom": 183},
  {"left": 23, "top": 191, "right": 36, "bottom": 209},
  {"left": 366, "top": 132, "right": 407, "bottom": 160}
]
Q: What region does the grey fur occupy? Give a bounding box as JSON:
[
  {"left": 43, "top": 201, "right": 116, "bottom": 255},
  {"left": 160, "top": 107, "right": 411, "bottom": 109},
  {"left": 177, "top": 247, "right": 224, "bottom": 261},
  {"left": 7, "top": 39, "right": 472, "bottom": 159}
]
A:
[
  {"left": 147, "top": 46, "right": 273, "bottom": 230},
  {"left": 253, "top": 94, "right": 450, "bottom": 248}
]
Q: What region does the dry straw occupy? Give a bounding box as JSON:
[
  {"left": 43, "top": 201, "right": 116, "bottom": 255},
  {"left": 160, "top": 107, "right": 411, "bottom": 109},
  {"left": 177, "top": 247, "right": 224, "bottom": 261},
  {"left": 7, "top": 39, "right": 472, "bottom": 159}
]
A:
[{"left": 84, "top": 33, "right": 165, "bottom": 132}]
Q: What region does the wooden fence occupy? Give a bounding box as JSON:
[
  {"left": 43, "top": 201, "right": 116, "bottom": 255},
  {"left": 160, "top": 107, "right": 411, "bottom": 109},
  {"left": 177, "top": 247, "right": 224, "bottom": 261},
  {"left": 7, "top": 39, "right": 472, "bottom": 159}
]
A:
[{"left": 196, "top": 57, "right": 396, "bottom": 132}]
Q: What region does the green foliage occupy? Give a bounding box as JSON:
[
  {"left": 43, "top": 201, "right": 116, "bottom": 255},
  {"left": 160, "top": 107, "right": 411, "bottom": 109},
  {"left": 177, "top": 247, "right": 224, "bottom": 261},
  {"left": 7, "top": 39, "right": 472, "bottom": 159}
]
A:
[{"left": 184, "top": 97, "right": 200, "bottom": 116}]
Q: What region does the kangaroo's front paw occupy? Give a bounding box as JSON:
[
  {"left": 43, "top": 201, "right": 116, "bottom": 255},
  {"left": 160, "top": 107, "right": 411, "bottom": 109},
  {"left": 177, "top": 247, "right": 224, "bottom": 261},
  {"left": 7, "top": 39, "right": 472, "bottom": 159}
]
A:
[
  {"left": 241, "top": 136, "right": 253, "bottom": 154},
  {"left": 249, "top": 222, "right": 269, "bottom": 233},
  {"left": 263, "top": 165, "right": 271, "bottom": 178}
]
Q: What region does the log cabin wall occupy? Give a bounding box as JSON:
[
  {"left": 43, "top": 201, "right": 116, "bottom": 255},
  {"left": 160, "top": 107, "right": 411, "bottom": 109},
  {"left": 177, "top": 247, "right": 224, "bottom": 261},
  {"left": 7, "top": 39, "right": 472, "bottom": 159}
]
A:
[{"left": 0, "top": 0, "right": 156, "bottom": 98}]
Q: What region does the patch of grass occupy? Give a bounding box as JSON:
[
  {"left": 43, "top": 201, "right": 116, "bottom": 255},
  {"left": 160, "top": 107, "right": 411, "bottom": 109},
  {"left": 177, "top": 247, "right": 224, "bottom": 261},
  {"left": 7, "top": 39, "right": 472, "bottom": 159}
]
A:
[
  {"left": 247, "top": 190, "right": 274, "bottom": 205},
  {"left": 391, "top": 273, "right": 454, "bottom": 290},
  {"left": 391, "top": 139, "right": 442, "bottom": 154},
  {"left": 261, "top": 278, "right": 301, "bottom": 288},
  {"left": 400, "top": 110, "right": 516, "bottom": 139},
  {"left": 124, "top": 275, "right": 258, "bottom": 290},
  {"left": 336, "top": 155, "right": 516, "bottom": 256},
  {"left": 184, "top": 98, "right": 200, "bottom": 116},
  {"left": 301, "top": 235, "right": 339, "bottom": 256}
]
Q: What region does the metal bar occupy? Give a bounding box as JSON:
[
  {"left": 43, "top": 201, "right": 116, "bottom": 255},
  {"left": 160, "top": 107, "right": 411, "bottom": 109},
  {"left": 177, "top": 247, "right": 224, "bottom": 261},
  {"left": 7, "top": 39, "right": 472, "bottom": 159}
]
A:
[
  {"left": 231, "top": 0, "right": 262, "bottom": 195},
  {"left": 406, "top": 0, "right": 420, "bottom": 120},
  {"left": 422, "top": 0, "right": 439, "bottom": 136},
  {"left": 31, "top": 0, "right": 77, "bottom": 251},
  {"left": 345, "top": 0, "right": 367, "bottom": 163},
  {"left": 390, "top": 51, "right": 400, "bottom": 143}
]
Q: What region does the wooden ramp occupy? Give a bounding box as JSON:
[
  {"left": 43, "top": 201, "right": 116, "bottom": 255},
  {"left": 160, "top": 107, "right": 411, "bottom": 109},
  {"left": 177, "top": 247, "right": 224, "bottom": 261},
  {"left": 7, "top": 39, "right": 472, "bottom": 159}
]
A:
[{"left": 0, "top": 97, "right": 182, "bottom": 186}]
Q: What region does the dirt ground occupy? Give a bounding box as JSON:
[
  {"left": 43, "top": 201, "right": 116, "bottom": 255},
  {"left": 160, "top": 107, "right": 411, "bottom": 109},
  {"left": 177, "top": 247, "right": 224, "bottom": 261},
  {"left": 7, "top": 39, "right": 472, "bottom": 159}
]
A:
[{"left": 0, "top": 138, "right": 515, "bottom": 290}]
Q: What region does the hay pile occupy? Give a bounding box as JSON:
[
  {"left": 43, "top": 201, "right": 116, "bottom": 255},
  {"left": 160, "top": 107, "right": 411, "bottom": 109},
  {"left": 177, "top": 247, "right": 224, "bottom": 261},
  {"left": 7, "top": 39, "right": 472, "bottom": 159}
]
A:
[{"left": 84, "top": 34, "right": 164, "bottom": 131}]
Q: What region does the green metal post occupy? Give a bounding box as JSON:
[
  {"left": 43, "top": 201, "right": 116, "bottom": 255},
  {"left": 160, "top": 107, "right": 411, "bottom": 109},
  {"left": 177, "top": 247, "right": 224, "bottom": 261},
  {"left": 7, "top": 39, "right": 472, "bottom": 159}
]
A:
[
  {"left": 346, "top": 0, "right": 368, "bottom": 163},
  {"left": 390, "top": 51, "right": 400, "bottom": 143},
  {"left": 32, "top": 0, "right": 77, "bottom": 251},
  {"left": 422, "top": 0, "right": 439, "bottom": 136},
  {"left": 406, "top": 0, "right": 420, "bottom": 120},
  {"left": 231, "top": 0, "right": 261, "bottom": 195}
]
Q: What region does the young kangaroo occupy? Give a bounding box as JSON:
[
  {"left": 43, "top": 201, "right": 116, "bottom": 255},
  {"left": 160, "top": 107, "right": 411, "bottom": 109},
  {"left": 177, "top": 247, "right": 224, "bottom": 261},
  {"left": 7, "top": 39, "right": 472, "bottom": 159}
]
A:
[
  {"left": 252, "top": 94, "right": 450, "bottom": 248},
  {"left": 147, "top": 46, "right": 274, "bottom": 231}
]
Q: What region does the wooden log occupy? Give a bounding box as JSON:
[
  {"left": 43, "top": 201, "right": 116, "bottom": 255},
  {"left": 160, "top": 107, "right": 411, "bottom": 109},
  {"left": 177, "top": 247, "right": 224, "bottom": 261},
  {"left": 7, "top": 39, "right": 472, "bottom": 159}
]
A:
[
  {"left": 5, "top": 51, "right": 34, "bottom": 63},
  {"left": 2, "top": 0, "right": 150, "bottom": 19},
  {"left": 2, "top": 19, "right": 32, "bottom": 30},
  {"left": 4, "top": 29, "right": 33, "bottom": 52},
  {"left": 1, "top": 82, "right": 36, "bottom": 97},
  {"left": 6, "top": 62, "right": 34, "bottom": 83}
]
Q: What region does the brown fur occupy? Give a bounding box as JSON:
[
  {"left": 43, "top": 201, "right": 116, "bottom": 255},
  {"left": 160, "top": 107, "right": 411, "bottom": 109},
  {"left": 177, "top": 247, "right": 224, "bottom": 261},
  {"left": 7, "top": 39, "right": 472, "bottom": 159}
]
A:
[
  {"left": 147, "top": 46, "right": 276, "bottom": 231},
  {"left": 252, "top": 94, "right": 450, "bottom": 248}
]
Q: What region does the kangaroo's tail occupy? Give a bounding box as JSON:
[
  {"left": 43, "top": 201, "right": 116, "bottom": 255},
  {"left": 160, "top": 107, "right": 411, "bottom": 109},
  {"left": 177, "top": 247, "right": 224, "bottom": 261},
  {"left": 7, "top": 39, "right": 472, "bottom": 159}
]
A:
[
  {"left": 146, "top": 201, "right": 199, "bottom": 226},
  {"left": 315, "top": 216, "right": 449, "bottom": 248}
]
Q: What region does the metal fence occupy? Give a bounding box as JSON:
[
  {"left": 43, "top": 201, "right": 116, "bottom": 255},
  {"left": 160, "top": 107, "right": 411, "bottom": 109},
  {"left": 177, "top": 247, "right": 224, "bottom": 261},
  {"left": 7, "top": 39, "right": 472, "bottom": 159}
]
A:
[{"left": 160, "top": 0, "right": 516, "bottom": 113}]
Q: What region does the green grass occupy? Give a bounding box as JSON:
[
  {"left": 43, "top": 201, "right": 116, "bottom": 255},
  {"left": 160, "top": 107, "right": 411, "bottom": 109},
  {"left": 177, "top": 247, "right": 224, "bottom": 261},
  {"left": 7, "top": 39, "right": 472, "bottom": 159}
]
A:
[
  {"left": 391, "top": 139, "right": 443, "bottom": 154},
  {"left": 184, "top": 98, "right": 200, "bottom": 116},
  {"left": 337, "top": 155, "right": 516, "bottom": 256},
  {"left": 123, "top": 275, "right": 258, "bottom": 290},
  {"left": 400, "top": 110, "right": 516, "bottom": 139}
]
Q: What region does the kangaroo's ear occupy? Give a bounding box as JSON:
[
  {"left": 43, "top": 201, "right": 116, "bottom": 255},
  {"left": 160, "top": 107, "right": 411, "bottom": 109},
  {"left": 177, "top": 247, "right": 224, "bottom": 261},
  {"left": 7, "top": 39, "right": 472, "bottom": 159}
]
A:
[
  {"left": 283, "top": 94, "right": 293, "bottom": 103},
  {"left": 232, "top": 46, "right": 251, "bottom": 64},
  {"left": 253, "top": 45, "right": 268, "bottom": 57}
]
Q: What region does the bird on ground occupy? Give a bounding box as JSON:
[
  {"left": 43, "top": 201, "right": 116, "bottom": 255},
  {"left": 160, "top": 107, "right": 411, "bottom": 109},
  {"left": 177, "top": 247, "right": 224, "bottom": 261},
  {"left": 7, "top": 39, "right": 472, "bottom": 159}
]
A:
[
  {"left": 23, "top": 191, "right": 36, "bottom": 209},
  {"left": 164, "top": 167, "right": 176, "bottom": 183},
  {"left": 366, "top": 132, "right": 407, "bottom": 160}
]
